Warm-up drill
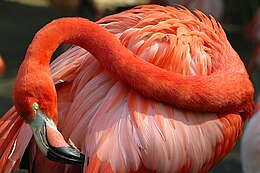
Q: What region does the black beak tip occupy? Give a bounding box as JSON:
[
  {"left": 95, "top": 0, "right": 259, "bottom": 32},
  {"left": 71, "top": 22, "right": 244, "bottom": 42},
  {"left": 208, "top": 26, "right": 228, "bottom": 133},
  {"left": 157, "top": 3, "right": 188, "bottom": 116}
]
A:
[{"left": 47, "top": 146, "right": 85, "bottom": 165}]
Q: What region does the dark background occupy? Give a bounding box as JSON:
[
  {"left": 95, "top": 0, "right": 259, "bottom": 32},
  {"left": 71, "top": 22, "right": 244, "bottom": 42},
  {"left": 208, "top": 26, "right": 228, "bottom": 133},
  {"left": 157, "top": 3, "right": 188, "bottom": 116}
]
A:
[{"left": 0, "top": 0, "right": 259, "bottom": 172}]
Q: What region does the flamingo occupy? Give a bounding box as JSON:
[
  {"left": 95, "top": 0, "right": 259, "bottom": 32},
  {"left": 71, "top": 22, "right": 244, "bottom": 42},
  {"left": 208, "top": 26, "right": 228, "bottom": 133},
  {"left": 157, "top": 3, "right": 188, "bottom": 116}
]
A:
[
  {"left": 241, "top": 94, "right": 260, "bottom": 173},
  {"left": 0, "top": 5, "right": 254, "bottom": 173}
]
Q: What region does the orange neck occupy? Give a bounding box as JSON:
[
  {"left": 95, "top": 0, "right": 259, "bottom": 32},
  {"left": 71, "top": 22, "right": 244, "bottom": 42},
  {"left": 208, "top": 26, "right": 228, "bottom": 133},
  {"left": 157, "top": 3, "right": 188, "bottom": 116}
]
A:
[{"left": 20, "top": 17, "right": 255, "bottom": 118}]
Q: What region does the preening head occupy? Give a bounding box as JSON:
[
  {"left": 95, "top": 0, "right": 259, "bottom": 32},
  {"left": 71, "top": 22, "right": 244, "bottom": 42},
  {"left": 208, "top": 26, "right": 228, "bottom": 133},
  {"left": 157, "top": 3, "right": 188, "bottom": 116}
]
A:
[
  {"left": 12, "top": 26, "right": 85, "bottom": 165},
  {"left": 13, "top": 63, "right": 58, "bottom": 123}
]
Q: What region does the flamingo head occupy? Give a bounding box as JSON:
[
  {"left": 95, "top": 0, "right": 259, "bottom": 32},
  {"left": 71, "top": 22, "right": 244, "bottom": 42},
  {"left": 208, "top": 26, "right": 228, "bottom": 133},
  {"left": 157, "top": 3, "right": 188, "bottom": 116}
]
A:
[{"left": 12, "top": 64, "right": 85, "bottom": 165}]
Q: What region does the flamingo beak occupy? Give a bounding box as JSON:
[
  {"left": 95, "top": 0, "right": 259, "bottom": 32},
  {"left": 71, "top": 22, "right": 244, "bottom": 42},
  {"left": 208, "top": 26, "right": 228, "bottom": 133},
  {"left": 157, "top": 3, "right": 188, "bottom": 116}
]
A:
[{"left": 29, "top": 108, "right": 85, "bottom": 165}]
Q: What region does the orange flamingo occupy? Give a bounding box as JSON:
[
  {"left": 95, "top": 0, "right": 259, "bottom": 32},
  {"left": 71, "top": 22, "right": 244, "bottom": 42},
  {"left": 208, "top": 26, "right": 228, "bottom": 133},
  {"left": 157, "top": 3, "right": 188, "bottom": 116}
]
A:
[{"left": 0, "top": 5, "right": 254, "bottom": 173}]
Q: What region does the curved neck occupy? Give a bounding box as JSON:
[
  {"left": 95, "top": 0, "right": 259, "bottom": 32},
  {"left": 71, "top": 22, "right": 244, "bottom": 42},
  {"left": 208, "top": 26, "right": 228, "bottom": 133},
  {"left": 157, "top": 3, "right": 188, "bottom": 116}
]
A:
[{"left": 23, "top": 17, "right": 254, "bottom": 118}]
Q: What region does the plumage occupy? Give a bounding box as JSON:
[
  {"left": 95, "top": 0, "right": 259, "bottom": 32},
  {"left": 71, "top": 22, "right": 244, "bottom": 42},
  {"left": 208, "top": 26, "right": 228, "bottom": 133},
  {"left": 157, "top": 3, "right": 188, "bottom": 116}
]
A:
[{"left": 0, "top": 5, "right": 254, "bottom": 173}]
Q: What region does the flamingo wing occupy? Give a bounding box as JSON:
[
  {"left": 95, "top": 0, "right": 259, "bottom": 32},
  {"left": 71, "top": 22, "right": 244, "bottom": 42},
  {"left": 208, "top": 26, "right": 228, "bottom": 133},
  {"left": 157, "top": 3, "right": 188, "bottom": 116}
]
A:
[{"left": 0, "top": 107, "right": 31, "bottom": 173}]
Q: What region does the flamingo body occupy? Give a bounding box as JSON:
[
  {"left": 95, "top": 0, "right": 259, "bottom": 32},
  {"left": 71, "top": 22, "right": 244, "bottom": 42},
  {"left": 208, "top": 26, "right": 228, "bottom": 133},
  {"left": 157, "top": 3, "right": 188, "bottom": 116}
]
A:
[{"left": 0, "top": 5, "right": 254, "bottom": 173}]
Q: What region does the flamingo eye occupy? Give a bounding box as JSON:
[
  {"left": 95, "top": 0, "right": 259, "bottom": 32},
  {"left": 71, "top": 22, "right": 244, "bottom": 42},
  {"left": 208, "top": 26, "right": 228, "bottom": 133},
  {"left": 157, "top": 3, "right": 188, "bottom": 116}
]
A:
[{"left": 32, "top": 102, "right": 39, "bottom": 113}]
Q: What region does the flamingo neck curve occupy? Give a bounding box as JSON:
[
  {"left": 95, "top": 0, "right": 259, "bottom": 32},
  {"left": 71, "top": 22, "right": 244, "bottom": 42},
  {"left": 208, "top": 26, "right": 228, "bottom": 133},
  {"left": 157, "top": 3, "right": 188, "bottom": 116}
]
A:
[{"left": 17, "top": 17, "right": 254, "bottom": 118}]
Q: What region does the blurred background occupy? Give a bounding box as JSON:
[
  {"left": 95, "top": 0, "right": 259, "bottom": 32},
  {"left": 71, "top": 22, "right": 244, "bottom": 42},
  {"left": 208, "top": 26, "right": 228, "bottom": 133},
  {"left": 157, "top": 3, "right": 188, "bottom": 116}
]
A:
[{"left": 0, "top": 0, "right": 259, "bottom": 172}]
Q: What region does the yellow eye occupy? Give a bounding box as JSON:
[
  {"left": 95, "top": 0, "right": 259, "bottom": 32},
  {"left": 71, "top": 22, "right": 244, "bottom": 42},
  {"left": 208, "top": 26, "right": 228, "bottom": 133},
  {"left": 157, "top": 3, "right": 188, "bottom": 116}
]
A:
[{"left": 32, "top": 102, "right": 39, "bottom": 112}]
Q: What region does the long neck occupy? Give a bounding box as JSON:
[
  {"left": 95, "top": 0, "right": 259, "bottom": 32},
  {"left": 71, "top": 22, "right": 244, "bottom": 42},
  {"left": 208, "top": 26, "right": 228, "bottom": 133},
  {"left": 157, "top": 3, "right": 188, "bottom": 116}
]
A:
[{"left": 23, "top": 17, "right": 254, "bottom": 117}]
